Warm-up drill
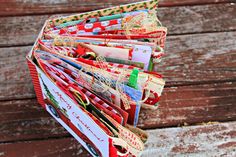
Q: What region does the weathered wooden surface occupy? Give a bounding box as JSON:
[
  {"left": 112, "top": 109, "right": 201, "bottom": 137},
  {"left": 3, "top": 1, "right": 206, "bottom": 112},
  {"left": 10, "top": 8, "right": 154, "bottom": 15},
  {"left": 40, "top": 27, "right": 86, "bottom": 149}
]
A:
[
  {"left": 0, "top": 99, "right": 68, "bottom": 142},
  {"left": 139, "top": 81, "right": 236, "bottom": 128},
  {"left": 1, "top": 81, "right": 235, "bottom": 142},
  {"left": 1, "top": 121, "right": 235, "bottom": 157},
  {"left": 0, "top": 0, "right": 233, "bottom": 16},
  {"left": 0, "top": 46, "right": 35, "bottom": 100},
  {"left": 1, "top": 3, "right": 236, "bottom": 47},
  {"left": 0, "top": 0, "right": 236, "bottom": 156},
  {"left": 0, "top": 138, "right": 88, "bottom": 157},
  {"left": 157, "top": 32, "right": 236, "bottom": 85},
  {"left": 0, "top": 32, "right": 235, "bottom": 100},
  {"left": 142, "top": 121, "right": 236, "bottom": 156},
  {"left": 159, "top": 0, "right": 234, "bottom": 7}
]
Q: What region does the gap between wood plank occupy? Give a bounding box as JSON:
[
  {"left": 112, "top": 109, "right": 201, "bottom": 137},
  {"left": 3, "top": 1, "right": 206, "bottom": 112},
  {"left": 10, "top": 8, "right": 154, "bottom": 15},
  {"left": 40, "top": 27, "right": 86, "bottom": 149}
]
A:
[
  {"left": 0, "top": 135, "right": 72, "bottom": 145},
  {"left": 0, "top": 0, "right": 234, "bottom": 17},
  {"left": 0, "top": 30, "right": 235, "bottom": 49},
  {"left": 1, "top": 3, "right": 236, "bottom": 47},
  {"left": 1, "top": 120, "right": 235, "bottom": 147},
  {"left": 0, "top": 82, "right": 235, "bottom": 144},
  {"left": 1, "top": 79, "right": 235, "bottom": 103},
  {"left": 165, "top": 79, "right": 236, "bottom": 88},
  {"left": 0, "top": 31, "right": 235, "bottom": 101}
]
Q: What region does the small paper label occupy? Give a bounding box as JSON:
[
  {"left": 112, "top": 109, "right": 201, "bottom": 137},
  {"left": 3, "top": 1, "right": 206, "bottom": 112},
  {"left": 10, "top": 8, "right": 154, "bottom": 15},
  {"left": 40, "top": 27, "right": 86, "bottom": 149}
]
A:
[{"left": 132, "top": 45, "right": 152, "bottom": 70}]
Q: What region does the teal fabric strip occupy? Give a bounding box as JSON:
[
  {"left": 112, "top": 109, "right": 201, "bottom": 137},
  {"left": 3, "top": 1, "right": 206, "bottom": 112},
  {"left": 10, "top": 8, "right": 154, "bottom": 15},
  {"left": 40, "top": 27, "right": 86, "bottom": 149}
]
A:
[{"left": 56, "top": 10, "right": 148, "bottom": 29}]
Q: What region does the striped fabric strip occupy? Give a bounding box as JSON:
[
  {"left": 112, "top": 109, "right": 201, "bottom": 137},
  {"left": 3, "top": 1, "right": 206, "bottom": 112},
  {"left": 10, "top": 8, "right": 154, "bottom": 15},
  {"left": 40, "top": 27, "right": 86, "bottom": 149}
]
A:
[
  {"left": 40, "top": 40, "right": 78, "bottom": 58},
  {"left": 80, "top": 87, "right": 120, "bottom": 116},
  {"left": 107, "top": 62, "right": 141, "bottom": 70},
  {"left": 37, "top": 52, "right": 123, "bottom": 122}
]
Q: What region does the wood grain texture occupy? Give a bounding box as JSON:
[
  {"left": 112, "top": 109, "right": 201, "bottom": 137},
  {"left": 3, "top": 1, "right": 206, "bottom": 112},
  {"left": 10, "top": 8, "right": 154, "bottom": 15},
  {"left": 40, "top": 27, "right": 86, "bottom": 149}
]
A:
[
  {"left": 156, "top": 31, "right": 236, "bottom": 86},
  {"left": 0, "top": 99, "right": 68, "bottom": 142},
  {"left": 141, "top": 121, "right": 236, "bottom": 156},
  {"left": 0, "top": 0, "right": 235, "bottom": 156},
  {"left": 0, "top": 46, "right": 35, "bottom": 100},
  {"left": 1, "top": 81, "right": 235, "bottom": 142},
  {"left": 0, "top": 138, "right": 88, "bottom": 157},
  {"left": 0, "top": 15, "right": 50, "bottom": 47},
  {"left": 0, "top": 4, "right": 236, "bottom": 47},
  {"left": 0, "top": 0, "right": 233, "bottom": 16},
  {"left": 1, "top": 121, "right": 235, "bottom": 157},
  {"left": 159, "top": 0, "right": 235, "bottom": 7},
  {"left": 0, "top": 46, "right": 30, "bottom": 84},
  {"left": 157, "top": 3, "right": 236, "bottom": 35},
  {"left": 0, "top": 32, "right": 235, "bottom": 100},
  {"left": 138, "top": 81, "right": 236, "bottom": 129}
]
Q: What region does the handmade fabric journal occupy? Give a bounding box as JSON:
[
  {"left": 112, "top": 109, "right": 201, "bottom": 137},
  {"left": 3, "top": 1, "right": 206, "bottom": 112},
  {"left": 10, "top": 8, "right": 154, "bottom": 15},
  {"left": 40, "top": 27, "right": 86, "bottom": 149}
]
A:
[{"left": 26, "top": 0, "right": 167, "bottom": 156}]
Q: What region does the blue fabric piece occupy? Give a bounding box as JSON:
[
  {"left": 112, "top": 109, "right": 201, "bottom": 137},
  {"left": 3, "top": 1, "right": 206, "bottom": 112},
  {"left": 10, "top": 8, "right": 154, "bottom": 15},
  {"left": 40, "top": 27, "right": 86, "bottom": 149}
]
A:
[{"left": 123, "top": 85, "right": 142, "bottom": 102}]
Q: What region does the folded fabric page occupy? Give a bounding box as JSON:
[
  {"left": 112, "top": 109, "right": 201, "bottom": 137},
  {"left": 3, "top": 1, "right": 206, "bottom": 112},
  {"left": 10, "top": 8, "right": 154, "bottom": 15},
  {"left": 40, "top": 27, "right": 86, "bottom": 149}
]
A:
[{"left": 26, "top": 1, "right": 168, "bottom": 156}]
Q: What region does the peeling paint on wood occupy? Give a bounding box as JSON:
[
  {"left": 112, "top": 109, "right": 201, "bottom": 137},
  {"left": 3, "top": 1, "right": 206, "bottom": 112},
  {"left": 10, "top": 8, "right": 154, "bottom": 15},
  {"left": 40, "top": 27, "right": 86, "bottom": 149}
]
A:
[
  {"left": 0, "top": 122, "right": 235, "bottom": 157},
  {"left": 0, "top": 1, "right": 235, "bottom": 156},
  {"left": 0, "top": 4, "right": 236, "bottom": 46},
  {"left": 141, "top": 121, "right": 236, "bottom": 156},
  {"left": 0, "top": 32, "right": 235, "bottom": 100},
  {"left": 0, "top": 0, "right": 233, "bottom": 16},
  {"left": 138, "top": 81, "right": 236, "bottom": 128},
  {"left": 0, "top": 99, "right": 68, "bottom": 142},
  {"left": 0, "top": 138, "right": 88, "bottom": 157},
  {"left": 0, "top": 82, "right": 235, "bottom": 142}
]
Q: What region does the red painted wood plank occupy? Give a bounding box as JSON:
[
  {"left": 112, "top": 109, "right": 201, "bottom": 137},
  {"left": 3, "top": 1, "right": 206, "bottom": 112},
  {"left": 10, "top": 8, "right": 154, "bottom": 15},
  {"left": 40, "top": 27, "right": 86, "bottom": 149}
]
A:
[
  {"left": 155, "top": 32, "right": 236, "bottom": 86},
  {"left": 159, "top": 0, "right": 235, "bottom": 7},
  {"left": 0, "top": 4, "right": 236, "bottom": 47},
  {"left": 138, "top": 81, "right": 236, "bottom": 129},
  {"left": 0, "top": 0, "right": 233, "bottom": 16},
  {"left": 142, "top": 121, "right": 236, "bottom": 156},
  {"left": 0, "top": 31, "right": 235, "bottom": 100},
  {"left": 0, "top": 138, "right": 88, "bottom": 157},
  {"left": 0, "top": 82, "right": 235, "bottom": 142},
  {"left": 0, "top": 99, "right": 68, "bottom": 143},
  {"left": 1, "top": 121, "right": 235, "bottom": 157}
]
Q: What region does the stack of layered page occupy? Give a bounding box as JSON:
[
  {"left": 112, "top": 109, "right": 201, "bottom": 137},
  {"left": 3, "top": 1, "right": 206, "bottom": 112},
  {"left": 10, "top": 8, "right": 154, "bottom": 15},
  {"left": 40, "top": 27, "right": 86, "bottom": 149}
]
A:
[{"left": 27, "top": 0, "right": 167, "bottom": 156}]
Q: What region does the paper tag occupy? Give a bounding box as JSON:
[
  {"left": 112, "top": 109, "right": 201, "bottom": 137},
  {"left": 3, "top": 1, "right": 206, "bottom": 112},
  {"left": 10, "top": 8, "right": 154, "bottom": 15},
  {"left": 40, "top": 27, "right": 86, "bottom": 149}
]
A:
[
  {"left": 85, "top": 44, "right": 130, "bottom": 60},
  {"left": 132, "top": 45, "right": 152, "bottom": 70}
]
